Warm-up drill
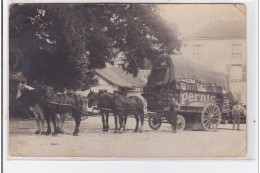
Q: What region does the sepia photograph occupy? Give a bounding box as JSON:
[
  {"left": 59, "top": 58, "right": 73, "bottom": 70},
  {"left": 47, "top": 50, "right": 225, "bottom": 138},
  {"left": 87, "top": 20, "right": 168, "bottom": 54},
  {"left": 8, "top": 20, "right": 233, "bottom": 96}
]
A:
[{"left": 8, "top": 3, "right": 247, "bottom": 158}]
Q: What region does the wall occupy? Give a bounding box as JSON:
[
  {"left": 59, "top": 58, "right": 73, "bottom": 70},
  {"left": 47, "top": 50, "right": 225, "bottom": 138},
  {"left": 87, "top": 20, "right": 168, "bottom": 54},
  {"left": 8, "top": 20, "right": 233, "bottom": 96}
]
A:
[{"left": 181, "top": 38, "right": 247, "bottom": 104}]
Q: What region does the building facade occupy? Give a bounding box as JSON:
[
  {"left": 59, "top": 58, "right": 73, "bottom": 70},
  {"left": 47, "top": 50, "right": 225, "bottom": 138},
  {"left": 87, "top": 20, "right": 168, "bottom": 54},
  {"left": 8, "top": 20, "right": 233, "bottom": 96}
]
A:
[{"left": 181, "top": 21, "right": 246, "bottom": 104}]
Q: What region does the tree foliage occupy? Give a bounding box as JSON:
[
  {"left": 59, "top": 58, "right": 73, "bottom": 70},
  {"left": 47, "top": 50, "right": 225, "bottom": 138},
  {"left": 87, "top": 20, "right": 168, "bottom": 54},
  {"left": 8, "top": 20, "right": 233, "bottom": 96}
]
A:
[{"left": 9, "top": 4, "right": 181, "bottom": 91}]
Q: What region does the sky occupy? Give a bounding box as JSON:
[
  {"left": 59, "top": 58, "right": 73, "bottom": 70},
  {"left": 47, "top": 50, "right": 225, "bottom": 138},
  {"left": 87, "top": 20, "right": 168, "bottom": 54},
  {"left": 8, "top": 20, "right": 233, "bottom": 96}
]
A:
[{"left": 157, "top": 4, "right": 246, "bottom": 36}]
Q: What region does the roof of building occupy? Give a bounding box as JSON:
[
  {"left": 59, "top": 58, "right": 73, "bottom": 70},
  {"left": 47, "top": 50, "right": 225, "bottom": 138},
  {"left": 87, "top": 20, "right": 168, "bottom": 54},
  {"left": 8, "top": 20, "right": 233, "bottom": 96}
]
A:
[
  {"left": 110, "top": 66, "right": 146, "bottom": 88},
  {"left": 96, "top": 67, "right": 133, "bottom": 89},
  {"left": 182, "top": 20, "right": 246, "bottom": 40},
  {"left": 96, "top": 65, "right": 147, "bottom": 89}
]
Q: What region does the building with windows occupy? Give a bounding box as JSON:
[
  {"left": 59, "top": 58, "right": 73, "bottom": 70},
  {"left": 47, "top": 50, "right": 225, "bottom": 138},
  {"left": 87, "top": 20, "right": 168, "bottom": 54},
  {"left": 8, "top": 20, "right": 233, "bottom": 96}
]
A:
[{"left": 181, "top": 20, "right": 246, "bottom": 103}]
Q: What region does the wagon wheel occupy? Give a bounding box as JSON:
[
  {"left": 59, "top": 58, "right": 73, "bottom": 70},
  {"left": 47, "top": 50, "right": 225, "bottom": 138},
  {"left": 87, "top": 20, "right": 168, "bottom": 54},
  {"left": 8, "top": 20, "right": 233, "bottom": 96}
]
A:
[
  {"left": 148, "top": 116, "right": 162, "bottom": 130},
  {"left": 201, "top": 103, "right": 221, "bottom": 132},
  {"left": 171, "top": 115, "right": 186, "bottom": 132}
]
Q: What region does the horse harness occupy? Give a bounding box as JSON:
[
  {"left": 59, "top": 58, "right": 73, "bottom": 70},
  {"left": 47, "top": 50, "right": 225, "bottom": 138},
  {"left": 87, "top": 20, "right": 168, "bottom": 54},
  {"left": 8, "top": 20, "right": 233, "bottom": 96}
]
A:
[
  {"left": 45, "top": 92, "right": 85, "bottom": 114},
  {"left": 54, "top": 93, "right": 70, "bottom": 112},
  {"left": 92, "top": 93, "right": 131, "bottom": 112},
  {"left": 114, "top": 94, "right": 138, "bottom": 113}
]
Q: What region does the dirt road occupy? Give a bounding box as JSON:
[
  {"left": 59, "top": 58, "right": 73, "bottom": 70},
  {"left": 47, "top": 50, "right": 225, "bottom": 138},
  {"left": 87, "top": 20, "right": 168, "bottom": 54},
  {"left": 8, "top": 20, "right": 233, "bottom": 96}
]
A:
[{"left": 9, "top": 117, "right": 246, "bottom": 158}]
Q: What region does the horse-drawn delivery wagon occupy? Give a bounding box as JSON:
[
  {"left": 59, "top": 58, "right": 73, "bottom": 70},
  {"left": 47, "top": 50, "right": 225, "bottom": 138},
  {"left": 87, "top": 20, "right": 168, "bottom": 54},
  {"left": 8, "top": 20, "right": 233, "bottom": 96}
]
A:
[{"left": 143, "top": 55, "right": 233, "bottom": 132}]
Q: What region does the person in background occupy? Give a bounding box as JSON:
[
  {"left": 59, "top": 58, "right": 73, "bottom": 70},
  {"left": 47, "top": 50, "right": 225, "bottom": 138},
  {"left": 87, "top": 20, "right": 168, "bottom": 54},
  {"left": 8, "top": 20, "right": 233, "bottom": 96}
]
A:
[
  {"left": 241, "top": 105, "right": 247, "bottom": 123},
  {"left": 243, "top": 105, "right": 247, "bottom": 117},
  {"left": 232, "top": 101, "right": 244, "bottom": 130}
]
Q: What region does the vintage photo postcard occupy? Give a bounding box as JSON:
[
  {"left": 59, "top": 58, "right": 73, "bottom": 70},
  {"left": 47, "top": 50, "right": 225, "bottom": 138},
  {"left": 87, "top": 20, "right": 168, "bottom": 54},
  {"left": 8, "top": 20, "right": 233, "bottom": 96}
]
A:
[{"left": 9, "top": 3, "right": 247, "bottom": 158}]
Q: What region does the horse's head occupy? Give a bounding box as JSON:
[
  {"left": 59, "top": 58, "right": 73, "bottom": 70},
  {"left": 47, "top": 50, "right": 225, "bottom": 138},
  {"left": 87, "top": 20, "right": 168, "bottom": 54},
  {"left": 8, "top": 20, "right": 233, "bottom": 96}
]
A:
[
  {"left": 16, "top": 82, "right": 35, "bottom": 100},
  {"left": 87, "top": 90, "right": 99, "bottom": 108}
]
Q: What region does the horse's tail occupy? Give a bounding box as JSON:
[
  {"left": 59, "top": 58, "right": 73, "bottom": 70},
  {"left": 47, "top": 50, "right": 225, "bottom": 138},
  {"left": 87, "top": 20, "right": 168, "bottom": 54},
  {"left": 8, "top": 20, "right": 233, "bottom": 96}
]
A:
[
  {"left": 138, "top": 97, "right": 146, "bottom": 117},
  {"left": 129, "top": 94, "right": 147, "bottom": 117}
]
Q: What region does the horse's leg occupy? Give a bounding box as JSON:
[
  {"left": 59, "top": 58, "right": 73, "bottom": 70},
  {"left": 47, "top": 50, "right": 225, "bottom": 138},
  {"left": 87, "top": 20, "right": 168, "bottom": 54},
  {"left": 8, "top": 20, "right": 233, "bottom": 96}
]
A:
[
  {"left": 56, "top": 114, "right": 61, "bottom": 133},
  {"left": 40, "top": 118, "right": 44, "bottom": 135},
  {"left": 45, "top": 115, "right": 51, "bottom": 135},
  {"left": 105, "top": 113, "right": 109, "bottom": 131},
  {"left": 30, "top": 107, "right": 40, "bottom": 134},
  {"left": 123, "top": 115, "right": 127, "bottom": 132},
  {"left": 114, "top": 114, "right": 118, "bottom": 133},
  {"left": 101, "top": 114, "right": 105, "bottom": 131},
  {"left": 42, "top": 106, "right": 51, "bottom": 135},
  {"left": 114, "top": 114, "right": 118, "bottom": 131},
  {"left": 118, "top": 114, "right": 123, "bottom": 134},
  {"left": 51, "top": 112, "right": 58, "bottom": 136},
  {"left": 72, "top": 112, "right": 81, "bottom": 136},
  {"left": 35, "top": 117, "right": 41, "bottom": 134},
  {"left": 59, "top": 113, "right": 66, "bottom": 134},
  {"left": 38, "top": 108, "right": 45, "bottom": 135},
  {"left": 139, "top": 114, "right": 144, "bottom": 133},
  {"left": 134, "top": 114, "right": 139, "bottom": 133}
]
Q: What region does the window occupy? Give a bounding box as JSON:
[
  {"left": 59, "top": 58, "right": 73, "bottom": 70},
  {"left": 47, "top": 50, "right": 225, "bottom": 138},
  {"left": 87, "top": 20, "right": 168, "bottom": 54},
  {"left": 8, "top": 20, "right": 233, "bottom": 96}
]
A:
[
  {"left": 230, "top": 64, "right": 242, "bottom": 82},
  {"left": 193, "top": 45, "right": 202, "bottom": 58},
  {"left": 232, "top": 44, "right": 242, "bottom": 59},
  {"left": 242, "top": 65, "right": 246, "bottom": 82}
]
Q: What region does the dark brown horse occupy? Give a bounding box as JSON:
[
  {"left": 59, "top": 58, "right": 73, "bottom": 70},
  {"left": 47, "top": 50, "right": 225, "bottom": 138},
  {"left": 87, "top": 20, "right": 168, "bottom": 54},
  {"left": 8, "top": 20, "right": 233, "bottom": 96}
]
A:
[
  {"left": 16, "top": 83, "right": 84, "bottom": 136},
  {"left": 87, "top": 91, "right": 145, "bottom": 133},
  {"left": 87, "top": 91, "right": 119, "bottom": 132}
]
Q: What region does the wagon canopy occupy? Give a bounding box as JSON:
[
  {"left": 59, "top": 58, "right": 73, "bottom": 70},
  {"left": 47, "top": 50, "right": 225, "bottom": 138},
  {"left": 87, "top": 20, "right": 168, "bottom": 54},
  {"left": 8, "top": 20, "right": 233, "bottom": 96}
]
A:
[{"left": 147, "top": 55, "right": 228, "bottom": 89}]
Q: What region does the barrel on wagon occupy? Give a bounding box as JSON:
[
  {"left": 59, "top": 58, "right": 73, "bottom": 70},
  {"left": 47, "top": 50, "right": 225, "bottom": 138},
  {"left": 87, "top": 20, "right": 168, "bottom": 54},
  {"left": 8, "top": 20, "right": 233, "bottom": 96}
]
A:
[{"left": 143, "top": 55, "right": 235, "bottom": 132}]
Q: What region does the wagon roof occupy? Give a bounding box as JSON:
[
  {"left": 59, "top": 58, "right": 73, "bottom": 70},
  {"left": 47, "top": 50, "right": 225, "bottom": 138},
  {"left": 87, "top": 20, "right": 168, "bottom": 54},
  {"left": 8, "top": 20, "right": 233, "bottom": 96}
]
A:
[{"left": 151, "top": 55, "right": 228, "bottom": 88}]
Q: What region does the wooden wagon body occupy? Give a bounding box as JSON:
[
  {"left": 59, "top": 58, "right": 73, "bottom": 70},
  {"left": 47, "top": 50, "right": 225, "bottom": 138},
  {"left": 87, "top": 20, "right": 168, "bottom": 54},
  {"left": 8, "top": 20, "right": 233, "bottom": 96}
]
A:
[{"left": 143, "top": 55, "right": 234, "bottom": 132}]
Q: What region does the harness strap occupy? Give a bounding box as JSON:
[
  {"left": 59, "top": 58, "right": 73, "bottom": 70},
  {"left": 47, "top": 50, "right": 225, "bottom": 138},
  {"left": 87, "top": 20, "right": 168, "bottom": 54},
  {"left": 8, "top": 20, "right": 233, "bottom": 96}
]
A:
[
  {"left": 59, "top": 94, "right": 63, "bottom": 112},
  {"left": 115, "top": 94, "right": 131, "bottom": 110},
  {"left": 115, "top": 107, "right": 143, "bottom": 117},
  {"left": 48, "top": 101, "right": 72, "bottom": 106},
  {"left": 126, "top": 98, "right": 131, "bottom": 110},
  {"left": 47, "top": 101, "right": 87, "bottom": 115},
  {"left": 40, "top": 95, "right": 46, "bottom": 103},
  {"left": 116, "top": 107, "right": 129, "bottom": 111},
  {"left": 65, "top": 95, "right": 70, "bottom": 105}
]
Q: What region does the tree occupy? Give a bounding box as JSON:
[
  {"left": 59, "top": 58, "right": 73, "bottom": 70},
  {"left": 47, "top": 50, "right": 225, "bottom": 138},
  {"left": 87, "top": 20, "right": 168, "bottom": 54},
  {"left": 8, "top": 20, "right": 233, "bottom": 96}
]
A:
[{"left": 9, "top": 4, "right": 181, "bottom": 91}]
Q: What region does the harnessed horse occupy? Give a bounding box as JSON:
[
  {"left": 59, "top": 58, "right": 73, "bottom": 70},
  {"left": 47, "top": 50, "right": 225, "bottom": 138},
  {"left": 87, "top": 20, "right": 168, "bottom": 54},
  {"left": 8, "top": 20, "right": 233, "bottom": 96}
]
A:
[
  {"left": 87, "top": 91, "right": 145, "bottom": 133},
  {"left": 16, "top": 83, "right": 46, "bottom": 134},
  {"left": 87, "top": 91, "right": 119, "bottom": 132},
  {"left": 16, "top": 83, "right": 84, "bottom": 136}
]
